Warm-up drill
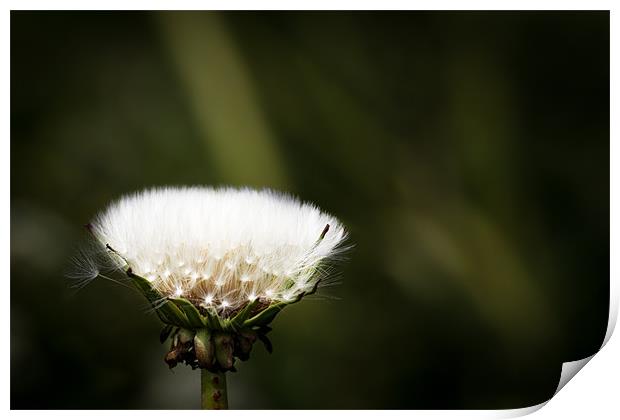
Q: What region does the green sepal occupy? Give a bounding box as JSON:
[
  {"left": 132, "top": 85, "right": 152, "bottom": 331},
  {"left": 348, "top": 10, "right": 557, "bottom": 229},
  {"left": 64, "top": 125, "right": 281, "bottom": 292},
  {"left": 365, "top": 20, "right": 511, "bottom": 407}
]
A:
[
  {"left": 164, "top": 301, "right": 193, "bottom": 329},
  {"left": 204, "top": 312, "right": 219, "bottom": 330},
  {"left": 203, "top": 307, "right": 227, "bottom": 330},
  {"left": 230, "top": 299, "right": 260, "bottom": 330},
  {"left": 170, "top": 297, "right": 207, "bottom": 328},
  {"left": 128, "top": 270, "right": 169, "bottom": 324},
  {"left": 127, "top": 270, "right": 192, "bottom": 329},
  {"left": 243, "top": 302, "right": 287, "bottom": 328}
]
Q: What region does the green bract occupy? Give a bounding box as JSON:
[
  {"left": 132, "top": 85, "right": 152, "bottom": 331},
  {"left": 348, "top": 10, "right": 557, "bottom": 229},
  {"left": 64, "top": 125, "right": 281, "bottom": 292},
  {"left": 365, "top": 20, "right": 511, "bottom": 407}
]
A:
[{"left": 127, "top": 268, "right": 315, "bottom": 373}]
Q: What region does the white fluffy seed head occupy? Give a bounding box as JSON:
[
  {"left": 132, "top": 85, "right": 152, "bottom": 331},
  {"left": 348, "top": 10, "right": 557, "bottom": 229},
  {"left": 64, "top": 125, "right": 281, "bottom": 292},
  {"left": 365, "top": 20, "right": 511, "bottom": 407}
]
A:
[{"left": 85, "top": 186, "right": 348, "bottom": 315}]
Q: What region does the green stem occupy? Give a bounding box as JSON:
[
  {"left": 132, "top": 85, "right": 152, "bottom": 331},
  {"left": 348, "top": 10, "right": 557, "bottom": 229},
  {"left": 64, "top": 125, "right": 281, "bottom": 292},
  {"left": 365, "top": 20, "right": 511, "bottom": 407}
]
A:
[{"left": 201, "top": 369, "right": 228, "bottom": 409}]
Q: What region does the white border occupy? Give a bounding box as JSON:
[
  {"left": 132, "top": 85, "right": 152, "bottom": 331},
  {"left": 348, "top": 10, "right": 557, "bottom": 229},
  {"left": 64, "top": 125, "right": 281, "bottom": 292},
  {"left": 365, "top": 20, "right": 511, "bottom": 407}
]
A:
[{"left": 3, "top": 2, "right": 616, "bottom": 418}]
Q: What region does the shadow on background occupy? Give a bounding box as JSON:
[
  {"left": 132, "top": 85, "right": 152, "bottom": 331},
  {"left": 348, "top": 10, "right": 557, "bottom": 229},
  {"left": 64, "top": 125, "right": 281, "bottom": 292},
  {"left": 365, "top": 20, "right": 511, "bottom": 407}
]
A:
[{"left": 11, "top": 11, "right": 609, "bottom": 409}]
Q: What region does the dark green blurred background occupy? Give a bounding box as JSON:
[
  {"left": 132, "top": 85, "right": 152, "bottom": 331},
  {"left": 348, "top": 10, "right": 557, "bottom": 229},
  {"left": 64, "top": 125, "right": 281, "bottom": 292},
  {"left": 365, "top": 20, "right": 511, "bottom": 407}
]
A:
[{"left": 11, "top": 11, "right": 609, "bottom": 409}]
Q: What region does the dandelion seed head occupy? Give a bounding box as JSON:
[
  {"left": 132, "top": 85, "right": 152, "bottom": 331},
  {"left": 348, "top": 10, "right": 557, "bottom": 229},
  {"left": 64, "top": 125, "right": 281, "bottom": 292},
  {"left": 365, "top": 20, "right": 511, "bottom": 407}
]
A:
[{"left": 84, "top": 186, "right": 348, "bottom": 316}]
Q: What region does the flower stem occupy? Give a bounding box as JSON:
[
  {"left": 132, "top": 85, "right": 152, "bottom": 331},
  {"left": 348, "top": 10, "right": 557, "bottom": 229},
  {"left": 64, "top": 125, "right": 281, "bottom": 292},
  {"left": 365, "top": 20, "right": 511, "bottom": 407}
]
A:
[{"left": 201, "top": 369, "right": 228, "bottom": 409}]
